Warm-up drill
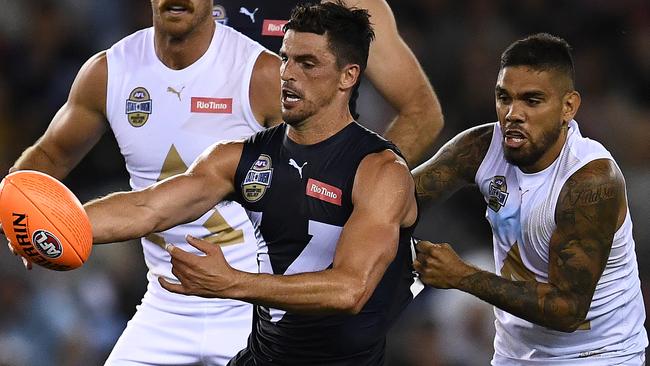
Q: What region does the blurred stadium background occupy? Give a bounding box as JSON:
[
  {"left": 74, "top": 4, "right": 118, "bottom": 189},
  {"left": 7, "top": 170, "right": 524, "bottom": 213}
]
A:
[{"left": 0, "top": 1, "right": 647, "bottom": 365}]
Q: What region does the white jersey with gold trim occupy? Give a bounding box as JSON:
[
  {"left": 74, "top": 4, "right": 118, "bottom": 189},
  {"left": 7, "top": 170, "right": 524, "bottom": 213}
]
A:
[
  {"left": 475, "top": 120, "right": 647, "bottom": 365},
  {"left": 106, "top": 21, "right": 263, "bottom": 309},
  {"left": 104, "top": 21, "right": 265, "bottom": 365}
]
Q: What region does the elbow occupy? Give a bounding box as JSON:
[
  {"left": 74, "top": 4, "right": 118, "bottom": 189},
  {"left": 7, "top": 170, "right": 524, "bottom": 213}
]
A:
[
  {"left": 544, "top": 306, "right": 590, "bottom": 333},
  {"left": 335, "top": 280, "right": 371, "bottom": 315},
  {"left": 418, "top": 94, "right": 444, "bottom": 138},
  {"left": 142, "top": 209, "right": 168, "bottom": 235},
  {"left": 551, "top": 313, "right": 589, "bottom": 333},
  {"left": 428, "top": 106, "right": 445, "bottom": 137}
]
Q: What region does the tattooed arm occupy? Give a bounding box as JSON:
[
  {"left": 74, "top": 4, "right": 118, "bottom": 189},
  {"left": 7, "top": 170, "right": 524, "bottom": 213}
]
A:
[
  {"left": 415, "top": 158, "right": 625, "bottom": 332},
  {"left": 412, "top": 124, "right": 493, "bottom": 207}
]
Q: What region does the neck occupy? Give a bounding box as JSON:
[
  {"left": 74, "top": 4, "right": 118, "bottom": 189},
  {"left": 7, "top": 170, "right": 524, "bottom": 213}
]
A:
[
  {"left": 154, "top": 20, "right": 215, "bottom": 70},
  {"left": 286, "top": 103, "right": 354, "bottom": 145}
]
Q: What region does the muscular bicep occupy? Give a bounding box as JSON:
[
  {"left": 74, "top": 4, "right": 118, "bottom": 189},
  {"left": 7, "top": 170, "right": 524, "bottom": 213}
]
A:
[
  {"left": 86, "top": 142, "right": 243, "bottom": 243},
  {"left": 331, "top": 150, "right": 417, "bottom": 311},
  {"left": 147, "top": 141, "right": 244, "bottom": 232},
  {"left": 14, "top": 52, "right": 108, "bottom": 179},
  {"left": 412, "top": 124, "right": 493, "bottom": 207},
  {"left": 548, "top": 159, "right": 625, "bottom": 318}
]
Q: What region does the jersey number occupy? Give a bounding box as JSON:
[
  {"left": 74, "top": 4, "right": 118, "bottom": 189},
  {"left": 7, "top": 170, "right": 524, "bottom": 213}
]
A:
[{"left": 260, "top": 220, "right": 342, "bottom": 322}]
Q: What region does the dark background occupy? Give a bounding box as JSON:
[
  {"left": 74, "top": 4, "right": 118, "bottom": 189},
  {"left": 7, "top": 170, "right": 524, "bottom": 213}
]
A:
[{"left": 0, "top": 1, "right": 647, "bottom": 365}]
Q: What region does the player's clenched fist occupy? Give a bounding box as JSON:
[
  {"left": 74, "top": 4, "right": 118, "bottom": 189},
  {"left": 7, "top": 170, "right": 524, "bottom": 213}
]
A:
[{"left": 413, "top": 240, "right": 478, "bottom": 289}]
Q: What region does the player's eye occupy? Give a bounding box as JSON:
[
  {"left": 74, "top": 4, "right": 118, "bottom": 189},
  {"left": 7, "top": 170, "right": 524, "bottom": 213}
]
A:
[{"left": 496, "top": 94, "right": 511, "bottom": 104}]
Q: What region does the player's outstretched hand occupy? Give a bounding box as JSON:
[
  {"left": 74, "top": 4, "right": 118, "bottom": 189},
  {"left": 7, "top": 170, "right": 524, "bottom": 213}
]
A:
[
  {"left": 1, "top": 223, "right": 32, "bottom": 270},
  {"left": 413, "top": 240, "right": 474, "bottom": 289},
  {"left": 159, "top": 235, "right": 238, "bottom": 298}
]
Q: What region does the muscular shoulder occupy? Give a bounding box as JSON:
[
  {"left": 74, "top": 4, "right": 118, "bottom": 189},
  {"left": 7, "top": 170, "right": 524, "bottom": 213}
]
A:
[
  {"left": 411, "top": 123, "right": 493, "bottom": 206},
  {"left": 416, "top": 123, "right": 493, "bottom": 181},
  {"left": 556, "top": 158, "right": 626, "bottom": 229},
  {"left": 69, "top": 51, "right": 108, "bottom": 115},
  {"left": 191, "top": 140, "right": 246, "bottom": 182},
  {"left": 354, "top": 150, "right": 416, "bottom": 224},
  {"left": 359, "top": 149, "right": 411, "bottom": 180},
  {"left": 446, "top": 123, "right": 493, "bottom": 179},
  {"left": 250, "top": 51, "right": 282, "bottom": 127}
]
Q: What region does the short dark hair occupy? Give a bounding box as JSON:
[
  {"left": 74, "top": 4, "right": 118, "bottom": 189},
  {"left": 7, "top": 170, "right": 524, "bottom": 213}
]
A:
[
  {"left": 284, "top": 1, "right": 375, "bottom": 74},
  {"left": 500, "top": 33, "right": 575, "bottom": 88}
]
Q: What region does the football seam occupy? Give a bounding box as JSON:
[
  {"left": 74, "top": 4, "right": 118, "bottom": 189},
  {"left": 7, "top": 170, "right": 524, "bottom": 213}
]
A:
[{"left": 6, "top": 178, "right": 85, "bottom": 264}]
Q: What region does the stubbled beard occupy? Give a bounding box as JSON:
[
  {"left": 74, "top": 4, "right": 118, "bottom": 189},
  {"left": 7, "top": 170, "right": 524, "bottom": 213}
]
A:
[
  {"left": 282, "top": 113, "right": 304, "bottom": 127},
  {"left": 281, "top": 106, "right": 312, "bottom": 127},
  {"left": 503, "top": 124, "right": 562, "bottom": 168}
]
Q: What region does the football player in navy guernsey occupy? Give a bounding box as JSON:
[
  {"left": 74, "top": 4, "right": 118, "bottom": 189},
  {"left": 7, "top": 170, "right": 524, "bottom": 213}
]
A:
[
  {"left": 214, "top": 0, "right": 444, "bottom": 166},
  {"left": 84, "top": 2, "right": 420, "bottom": 365}
]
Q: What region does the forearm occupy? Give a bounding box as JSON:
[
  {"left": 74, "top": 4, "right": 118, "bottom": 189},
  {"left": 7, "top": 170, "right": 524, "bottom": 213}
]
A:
[
  {"left": 457, "top": 269, "right": 587, "bottom": 332},
  {"left": 85, "top": 191, "right": 159, "bottom": 244},
  {"left": 230, "top": 269, "right": 366, "bottom": 315},
  {"left": 384, "top": 99, "right": 443, "bottom": 167},
  {"left": 12, "top": 144, "right": 75, "bottom": 179}
]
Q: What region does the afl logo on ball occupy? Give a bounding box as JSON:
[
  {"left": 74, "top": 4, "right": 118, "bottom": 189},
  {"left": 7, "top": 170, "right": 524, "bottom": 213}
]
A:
[
  {"left": 32, "top": 229, "right": 63, "bottom": 259},
  {"left": 125, "top": 87, "right": 152, "bottom": 127}
]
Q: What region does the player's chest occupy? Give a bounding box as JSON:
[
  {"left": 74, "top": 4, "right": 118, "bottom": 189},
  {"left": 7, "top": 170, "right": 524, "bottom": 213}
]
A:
[
  {"left": 482, "top": 168, "right": 553, "bottom": 231},
  {"left": 241, "top": 151, "right": 352, "bottom": 226}
]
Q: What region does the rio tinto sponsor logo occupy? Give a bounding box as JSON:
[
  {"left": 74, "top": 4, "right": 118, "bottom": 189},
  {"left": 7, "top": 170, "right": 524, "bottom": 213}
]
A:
[
  {"left": 262, "top": 19, "right": 287, "bottom": 36},
  {"left": 191, "top": 97, "right": 233, "bottom": 113},
  {"left": 306, "top": 178, "right": 342, "bottom": 206}
]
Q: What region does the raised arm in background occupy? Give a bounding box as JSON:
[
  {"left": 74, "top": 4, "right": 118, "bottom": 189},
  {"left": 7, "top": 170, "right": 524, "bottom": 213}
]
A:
[{"left": 341, "top": 0, "right": 444, "bottom": 166}]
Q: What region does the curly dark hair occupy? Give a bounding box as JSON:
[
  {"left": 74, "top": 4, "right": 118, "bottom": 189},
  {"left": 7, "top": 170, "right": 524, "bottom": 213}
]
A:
[{"left": 284, "top": 1, "right": 375, "bottom": 74}]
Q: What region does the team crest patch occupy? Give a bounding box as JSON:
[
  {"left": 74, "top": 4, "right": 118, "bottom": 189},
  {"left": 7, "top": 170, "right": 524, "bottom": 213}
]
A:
[
  {"left": 242, "top": 154, "right": 273, "bottom": 202},
  {"left": 213, "top": 5, "right": 228, "bottom": 24},
  {"left": 125, "top": 87, "right": 152, "bottom": 127},
  {"left": 488, "top": 175, "right": 509, "bottom": 212}
]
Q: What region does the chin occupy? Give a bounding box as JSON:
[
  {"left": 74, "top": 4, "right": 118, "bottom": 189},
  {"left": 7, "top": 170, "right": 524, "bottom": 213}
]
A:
[
  {"left": 281, "top": 110, "right": 308, "bottom": 127},
  {"left": 504, "top": 147, "right": 542, "bottom": 169},
  {"left": 282, "top": 117, "right": 304, "bottom": 127},
  {"left": 161, "top": 21, "right": 194, "bottom": 37}
]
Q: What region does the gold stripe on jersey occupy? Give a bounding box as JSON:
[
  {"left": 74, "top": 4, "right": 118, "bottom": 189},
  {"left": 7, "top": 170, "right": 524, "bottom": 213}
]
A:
[
  {"left": 500, "top": 242, "right": 535, "bottom": 282},
  {"left": 158, "top": 145, "right": 187, "bottom": 181},
  {"left": 156, "top": 145, "right": 244, "bottom": 246},
  {"left": 203, "top": 210, "right": 244, "bottom": 246}
]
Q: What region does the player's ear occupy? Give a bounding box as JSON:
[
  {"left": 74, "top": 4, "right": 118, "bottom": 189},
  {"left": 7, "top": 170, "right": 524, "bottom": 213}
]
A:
[
  {"left": 340, "top": 64, "right": 361, "bottom": 91},
  {"left": 562, "top": 90, "right": 581, "bottom": 123}
]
